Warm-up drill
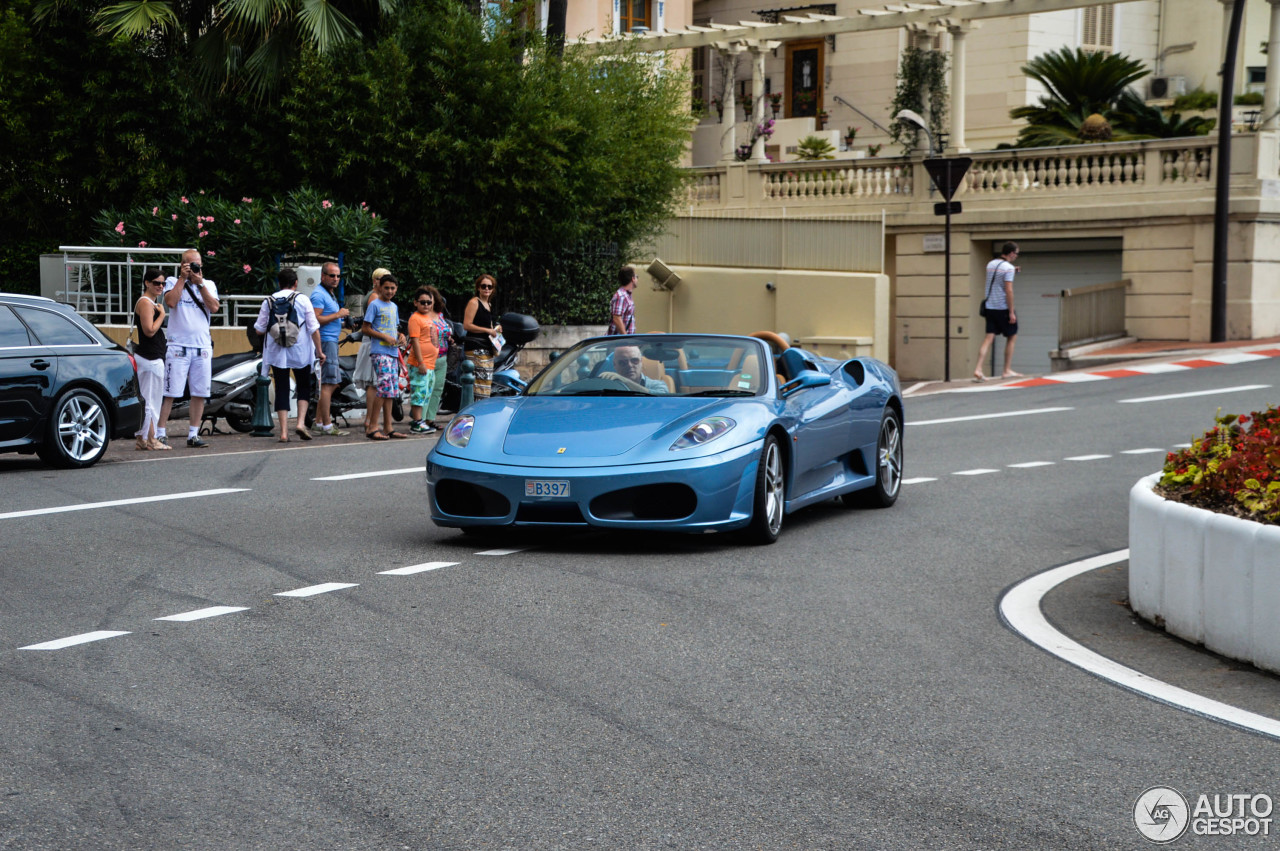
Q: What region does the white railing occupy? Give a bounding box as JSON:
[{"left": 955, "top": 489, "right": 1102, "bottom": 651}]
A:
[
  {"left": 53, "top": 246, "right": 266, "bottom": 327},
  {"left": 965, "top": 138, "right": 1214, "bottom": 195},
  {"left": 763, "top": 159, "right": 913, "bottom": 201}
]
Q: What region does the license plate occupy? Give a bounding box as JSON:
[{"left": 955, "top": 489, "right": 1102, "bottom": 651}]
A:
[{"left": 525, "top": 479, "right": 570, "bottom": 498}]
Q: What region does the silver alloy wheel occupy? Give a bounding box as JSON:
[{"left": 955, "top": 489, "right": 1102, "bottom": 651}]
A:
[
  {"left": 763, "top": 439, "right": 784, "bottom": 535},
  {"left": 56, "top": 392, "right": 108, "bottom": 463},
  {"left": 879, "top": 414, "right": 902, "bottom": 498}
]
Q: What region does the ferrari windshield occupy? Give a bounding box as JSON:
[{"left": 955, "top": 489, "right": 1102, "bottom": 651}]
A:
[{"left": 525, "top": 335, "right": 771, "bottom": 397}]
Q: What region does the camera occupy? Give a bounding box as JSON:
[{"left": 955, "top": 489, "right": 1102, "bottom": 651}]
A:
[{"left": 189, "top": 262, "right": 202, "bottom": 274}]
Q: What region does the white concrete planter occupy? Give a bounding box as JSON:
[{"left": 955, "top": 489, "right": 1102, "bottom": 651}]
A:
[{"left": 1129, "top": 473, "right": 1280, "bottom": 674}]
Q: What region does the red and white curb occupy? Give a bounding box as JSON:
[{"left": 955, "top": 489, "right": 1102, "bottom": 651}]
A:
[{"left": 999, "top": 348, "right": 1280, "bottom": 390}]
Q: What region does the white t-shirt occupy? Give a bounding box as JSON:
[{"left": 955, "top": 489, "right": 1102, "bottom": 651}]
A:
[
  {"left": 163, "top": 277, "right": 219, "bottom": 348},
  {"left": 253, "top": 289, "right": 321, "bottom": 369}
]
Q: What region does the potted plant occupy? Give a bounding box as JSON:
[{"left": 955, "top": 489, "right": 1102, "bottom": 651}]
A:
[
  {"left": 710, "top": 97, "right": 723, "bottom": 121},
  {"left": 866, "top": 143, "right": 883, "bottom": 157},
  {"left": 768, "top": 92, "right": 782, "bottom": 117},
  {"left": 816, "top": 109, "right": 829, "bottom": 131},
  {"left": 844, "top": 126, "right": 859, "bottom": 149},
  {"left": 794, "top": 90, "right": 815, "bottom": 114}
]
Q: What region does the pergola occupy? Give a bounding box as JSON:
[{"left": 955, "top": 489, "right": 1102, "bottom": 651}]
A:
[{"left": 581, "top": 0, "right": 1267, "bottom": 162}]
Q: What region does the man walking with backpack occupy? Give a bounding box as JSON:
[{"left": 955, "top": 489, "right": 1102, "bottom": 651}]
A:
[{"left": 253, "top": 268, "right": 325, "bottom": 442}]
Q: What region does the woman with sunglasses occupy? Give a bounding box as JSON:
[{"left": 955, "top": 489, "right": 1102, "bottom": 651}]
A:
[
  {"left": 132, "top": 268, "right": 171, "bottom": 450},
  {"left": 462, "top": 273, "right": 503, "bottom": 398}
]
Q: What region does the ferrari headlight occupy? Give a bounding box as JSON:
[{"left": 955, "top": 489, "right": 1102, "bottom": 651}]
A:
[
  {"left": 445, "top": 415, "right": 475, "bottom": 448},
  {"left": 671, "top": 417, "right": 736, "bottom": 450}
]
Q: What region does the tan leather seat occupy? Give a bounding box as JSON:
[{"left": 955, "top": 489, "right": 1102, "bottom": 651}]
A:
[
  {"left": 730, "top": 354, "right": 761, "bottom": 393},
  {"left": 642, "top": 357, "right": 676, "bottom": 392}
]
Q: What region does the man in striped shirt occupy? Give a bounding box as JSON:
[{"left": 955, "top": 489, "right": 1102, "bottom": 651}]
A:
[{"left": 608, "top": 266, "right": 638, "bottom": 335}]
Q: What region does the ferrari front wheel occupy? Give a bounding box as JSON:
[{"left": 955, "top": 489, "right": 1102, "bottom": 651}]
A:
[{"left": 746, "top": 435, "right": 785, "bottom": 544}]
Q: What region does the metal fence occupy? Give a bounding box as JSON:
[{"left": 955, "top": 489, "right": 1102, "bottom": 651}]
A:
[
  {"left": 1058, "top": 278, "right": 1128, "bottom": 350},
  {"left": 47, "top": 246, "right": 272, "bottom": 326}
]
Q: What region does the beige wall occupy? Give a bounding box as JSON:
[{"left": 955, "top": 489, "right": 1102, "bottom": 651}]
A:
[{"left": 633, "top": 266, "right": 889, "bottom": 361}]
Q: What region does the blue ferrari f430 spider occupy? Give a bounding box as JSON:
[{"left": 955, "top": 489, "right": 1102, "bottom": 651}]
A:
[{"left": 426, "top": 332, "right": 903, "bottom": 543}]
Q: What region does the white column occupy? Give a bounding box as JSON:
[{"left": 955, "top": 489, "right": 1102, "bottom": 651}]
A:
[
  {"left": 948, "top": 23, "right": 970, "bottom": 151},
  {"left": 1265, "top": 0, "right": 1280, "bottom": 130},
  {"left": 749, "top": 45, "right": 768, "bottom": 162},
  {"left": 718, "top": 47, "right": 738, "bottom": 163}
]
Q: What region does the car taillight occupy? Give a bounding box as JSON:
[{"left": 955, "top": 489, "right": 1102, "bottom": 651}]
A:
[{"left": 128, "top": 352, "right": 138, "bottom": 373}]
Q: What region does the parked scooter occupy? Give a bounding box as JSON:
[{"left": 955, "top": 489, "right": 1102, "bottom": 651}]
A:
[
  {"left": 489, "top": 312, "right": 540, "bottom": 396},
  {"left": 305, "top": 328, "right": 365, "bottom": 429}
]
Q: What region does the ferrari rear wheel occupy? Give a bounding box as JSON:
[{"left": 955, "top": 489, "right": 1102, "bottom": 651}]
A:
[
  {"left": 845, "top": 408, "right": 902, "bottom": 509},
  {"left": 746, "top": 435, "right": 785, "bottom": 544}
]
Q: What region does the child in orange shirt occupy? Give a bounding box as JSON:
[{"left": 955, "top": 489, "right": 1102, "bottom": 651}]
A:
[{"left": 407, "top": 287, "right": 440, "bottom": 434}]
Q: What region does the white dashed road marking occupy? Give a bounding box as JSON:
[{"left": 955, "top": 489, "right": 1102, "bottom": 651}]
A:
[
  {"left": 275, "top": 582, "right": 359, "bottom": 598},
  {"left": 313, "top": 467, "right": 426, "bottom": 481},
  {"left": 154, "top": 606, "right": 249, "bottom": 622},
  {"left": 1065, "top": 454, "right": 1111, "bottom": 461},
  {"left": 378, "top": 561, "right": 459, "bottom": 576},
  {"left": 903, "top": 477, "right": 937, "bottom": 484},
  {"left": 1121, "top": 448, "right": 1167, "bottom": 455},
  {"left": 1008, "top": 461, "right": 1055, "bottom": 468},
  {"left": 953, "top": 469, "right": 1000, "bottom": 476},
  {"left": 1117, "top": 384, "right": 1271, "bottom": 404},
  {"left": 910, "top": 407, "right": 1073, "bottom": 427},
  {"left": 0, "top": 488, "right": 249, "bottom": 521},
  {"left": 1000, "top": 551, "right": 1280, "bottom": 741},
  {"left": 476, "top": 548, "right": 529, "bottom": 556},
  {"left": 20, "top": 631, "right": 131, "bottom": 650}
]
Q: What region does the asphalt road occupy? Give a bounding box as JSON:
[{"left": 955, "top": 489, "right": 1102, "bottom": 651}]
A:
[{"left": 1, "top": 357, "right": 1278, "bottom": 849}]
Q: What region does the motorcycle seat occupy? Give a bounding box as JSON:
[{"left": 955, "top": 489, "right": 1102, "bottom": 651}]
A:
[{"left": 338, "top": 355, "right": 357, "bottom": 371}]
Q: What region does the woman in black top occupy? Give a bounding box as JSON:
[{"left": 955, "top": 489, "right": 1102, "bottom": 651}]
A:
[
  {"left": 133, "top": 268, "right": 171, "bottom": 450},
  {"left": 462, "top": 273, "right": 502, "bottom": 398}
]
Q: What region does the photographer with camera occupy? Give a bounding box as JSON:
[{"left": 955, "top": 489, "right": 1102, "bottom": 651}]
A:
[{"left": 157, "top": 248, "right": 221, "bottom": 448}]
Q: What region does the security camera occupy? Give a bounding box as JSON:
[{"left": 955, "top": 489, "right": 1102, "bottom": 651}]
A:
[{"left": 765, "top": 281, "right": 776, "bottom": 292}]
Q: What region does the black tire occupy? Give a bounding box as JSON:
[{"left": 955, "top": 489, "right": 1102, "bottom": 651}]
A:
[
  {"left": 745, "top": 435, "right": 785, "bottom": 544},
  {"left": 225, "top": 413, "right": 255, "bottom": 433},
  {"left": 844, "top": 408, "right": 903, "bottom": 509},
  {"left": 392, "top": 398, "right": 404, "bottom": 422},
  {"left": 37, "top": 388, "right": 111, "bottom": 469}
]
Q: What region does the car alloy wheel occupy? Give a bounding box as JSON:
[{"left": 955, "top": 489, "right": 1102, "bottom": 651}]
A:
[
  {"left": 747, "top": 435, "right": 785, "bottom": 544},
  {"left": 43, "top": 389, "right": 110, "bottom": 468},
  {"left": 877, "top": 411, "right": 902, "bottom": 500}
]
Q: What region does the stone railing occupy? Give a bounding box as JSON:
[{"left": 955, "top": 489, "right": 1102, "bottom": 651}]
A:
[{"left": 682, "top": 135, "right": 1241, "bottom": 215}]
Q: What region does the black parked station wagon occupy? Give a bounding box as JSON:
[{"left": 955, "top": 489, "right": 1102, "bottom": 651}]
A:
[{"left": 0, "top": 293, "right": 142, "bottom": 468}]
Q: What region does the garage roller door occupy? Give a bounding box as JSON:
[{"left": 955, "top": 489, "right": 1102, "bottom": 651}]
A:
[{"left": 980, "top": 242, "right": 1122, "bottom": 377}]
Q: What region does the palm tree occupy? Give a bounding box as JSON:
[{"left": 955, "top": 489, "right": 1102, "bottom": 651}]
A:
[
  {"left": 1010, "top": 47, "right": 1147, "bottom": 147},
  {"left": 34, "top": 0, "right": 398, "bottom": 99}
]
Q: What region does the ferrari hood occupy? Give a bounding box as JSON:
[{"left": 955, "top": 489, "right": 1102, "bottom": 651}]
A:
[{"left": 502, "top": 397, "right": 713, "bottom": 457}]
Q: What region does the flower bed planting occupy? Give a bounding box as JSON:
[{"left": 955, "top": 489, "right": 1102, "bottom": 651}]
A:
[{"left": 1156, "top": 405, "right": 1280, "bottom": 526}]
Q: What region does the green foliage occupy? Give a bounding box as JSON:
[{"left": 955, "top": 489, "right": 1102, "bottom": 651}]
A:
[
  {"left": 282, "top": 3, "right": 694, "bottom": 253},
  {"left": 889, "top": 46, "right": 947, "bottom": 155},
  {"left": 794, "top": 135, "right": 836, "bottom": 161},
  {"left": 1173, "top": 88, "right": 1217, "bottom": 111},
  {"left": 93, "top": 189, "right": 387, "bottom": 294},
  {"left": 1010, "top": 48, "right": 1149, "bottom": 147},
  {"left": 33, "top": 0, "right": 396, "bottom": 100},
  {"left": 1159, "top": 406, "right": 1280, "bottom": 525},
  {"left": 1235, "top": 91, "right": 1264, "bottom": 105},
  {"left": 1113, "top": 89, "right": 1216, "bottom": 138}
]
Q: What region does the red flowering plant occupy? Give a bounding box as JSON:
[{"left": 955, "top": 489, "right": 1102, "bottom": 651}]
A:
[{"left": 1157, "top": 405, "right": 1280, "bottom": 525}]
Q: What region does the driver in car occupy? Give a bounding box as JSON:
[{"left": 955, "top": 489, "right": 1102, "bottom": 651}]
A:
[{"left": 598, "top": 345, "right": 670, "bottom": 394}]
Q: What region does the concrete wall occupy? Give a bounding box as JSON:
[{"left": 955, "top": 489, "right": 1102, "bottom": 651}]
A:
[{"left": 632, "top": 266, "right": 889, "bottom": 361}]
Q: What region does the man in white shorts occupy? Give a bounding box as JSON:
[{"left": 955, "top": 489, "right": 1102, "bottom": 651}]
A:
[{"left": 157, "top": 248, "right": 220, "bottom": 448}]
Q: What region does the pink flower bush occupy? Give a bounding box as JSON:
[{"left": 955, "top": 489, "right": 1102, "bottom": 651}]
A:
[
  {"left": 242, "top": 197, "right": 253, "bottom": 203},
  {"left": 151, "top": 207, "right": 158, "bottom": 216},
  {"left": 233, "top": 219, "right": 241, "bottom": 225},
  {"left": 243, "top": 264, "right": 252, "bottom": 273},
  {"left": 138, "top": 241, "right": 148, "bottom": 247},
  {"left": 321, "top": 200, "right": 333, "bottom": 209},
  {"left": 171, "top": 214, "right": 178, "bottom": 220},
  {"left": 181, "top": 196, "right": 189, "bottom": 204},
  {"left": 198, "top": 230, "right": 208, "bottom": 238},
  {"left": 114, "top": 222, "right": 125, "bottom": 234},
  {"left": 205, "top": 250, "right": 215, "bottom": 257}
]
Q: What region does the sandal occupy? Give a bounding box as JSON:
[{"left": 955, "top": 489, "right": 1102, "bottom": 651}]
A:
[
  {"left": 387, "top": 431, "right": 407, "bottom": 439},
  {"left": 278, "top": 437, "right": 289, "bottom": 443},
  {"left": 366, "top": 430, "right": 390, "bottom": 441},
  {"left": 295, "top": 428, "right": 312, "bottom": 441}
]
